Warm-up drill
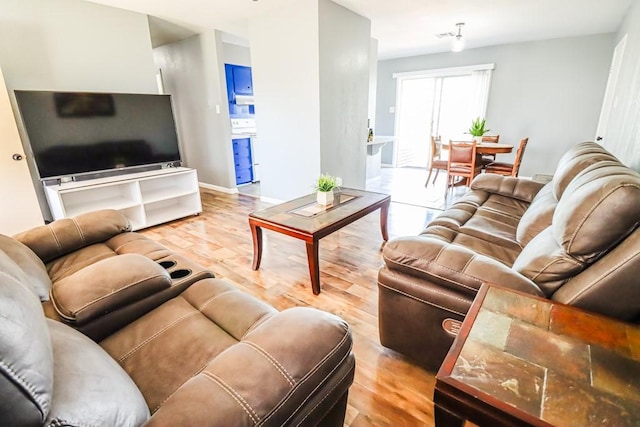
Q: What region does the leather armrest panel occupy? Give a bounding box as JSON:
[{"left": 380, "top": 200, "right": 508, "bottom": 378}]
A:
[
  {"left": 14, "top": 210, "right": 131, "bottom": 263},
  {"left": 51, "top": 253, "right": 171, "bottom": 326}
]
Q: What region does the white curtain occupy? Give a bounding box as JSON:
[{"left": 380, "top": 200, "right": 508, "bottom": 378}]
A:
[{"left": 469, "top": 69, "right": 493, "bottom": 120}]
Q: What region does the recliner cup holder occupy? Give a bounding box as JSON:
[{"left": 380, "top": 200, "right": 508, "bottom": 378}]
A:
[
  {"left": 170, "top": 269, "right": 191, "bottom": 279},
  {"left": 158, "top": 260, "right": 177, "bottom": 269}
]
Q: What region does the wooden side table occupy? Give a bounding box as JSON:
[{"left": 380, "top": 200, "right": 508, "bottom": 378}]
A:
[{"left": 434, "top": 284, "right": 640, "bottom": 427}]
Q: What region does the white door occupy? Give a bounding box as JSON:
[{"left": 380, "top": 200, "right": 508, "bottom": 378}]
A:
[
  {"left": 0, "top": 67, "right": 44, "bottom": 235},
  {"left": 595, "top": 35, "right": 627, "bottom": 142}
]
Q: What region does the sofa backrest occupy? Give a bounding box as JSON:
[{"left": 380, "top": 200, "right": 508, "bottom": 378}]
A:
[
  {"left": 512, "top": 157, "right": 640, "bottom": 299},
  {"left": 0, "top": 250, "right": 54, "bottom": 425},
  {"left": 0, "top": 234, "right": 51, "bottom": 301}
]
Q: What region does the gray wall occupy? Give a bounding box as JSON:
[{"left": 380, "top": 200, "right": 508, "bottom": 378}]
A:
[
  {"left": 602, "top": 0, "right": 640, "bottom": 170},
  {"left": 154, "top": 31, "right": 235, "bottom": 189},
  {"left": 318, "top": 0, "right": 370, "bottom": 189},
  {"left": 376, "top": 34, "right": 614, "bottom": 177},
  {"left": 0, "top": 0, "right": 158, "bottom": 219}
]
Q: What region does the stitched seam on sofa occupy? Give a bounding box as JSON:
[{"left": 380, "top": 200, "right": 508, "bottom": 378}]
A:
[
  {"left": 118, "top": 311, "right": 199, "bottom": 362},
  {"left": 71, "top": 218, "right": 86, "bottom": 245},
  {"left": 50, "top": 252, "right": 115, "bottom": 282},
  {"left": 152, "top": 360, "right": 210, "bottom": 413},
  {"left": 378, "top": 282, "right": 467, "bottom": 316},
  {"left": 563, "top": 250, "right": 640, "bottom": 304},
  {"left": 294, "top": 361, "right": 354, "bottom": 427},
  {"left": 0, "top": 359, "right": 48, "bottom": 418},
  {"left": 529, "top": 256, "right": 582, "bottom": 282},
  {"left": 240, "top": 312, "right": 276, "bottom": 340},
  {"left": 274, "top": 341, "right": 352, "bottom": 427},
  {"left": 566, "top": 185, "right": 627, "bottom": 253},
  {"left": 461, "top": 253, "right": 477, "bottom": 274},
  {"left": 195, "top": 289, "right": 236, "bottom": 312},
  {"left": 242, "top": 342, "right": 294, "bottom": 385},
  {"left": 0, "top": 270, "right": 42, "bottom": 300},
  {"left": 61, "top": 273, "right": 168, "bottom": 316},
  {"left": 47, "top": 226, "right": 62, "bottom": 253},
  {"left": 432, "top": 243, "right": 448, "bottom": 264},
  {"left": 201, "top": 371, "right": 259, "bottom": 423},
  {"left": 383, "top": 251, "right": 477, "bottom": 293}
]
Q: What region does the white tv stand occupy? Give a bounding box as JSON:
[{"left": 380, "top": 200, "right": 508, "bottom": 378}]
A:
[{"left": 44, "top": 167, "right": 202, "bottom": 230}]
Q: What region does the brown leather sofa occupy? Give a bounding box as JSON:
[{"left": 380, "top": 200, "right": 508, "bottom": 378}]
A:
[
  {"left": 0, "top": 210, "right": 355, "bottom": 426},
  {"left": 378, "top": 142, "right": 640, "bottom": 371}
]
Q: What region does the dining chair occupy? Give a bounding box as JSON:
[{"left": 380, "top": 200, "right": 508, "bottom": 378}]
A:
[
  {"left": 446, "top": 140, "right": 482, "bottom": 191},
  {"left": 425, "top": 135, "right": 448, "bottom": 186},
  {"left": 485, "top": 137, "right": 530, "bottom": 177},
  {"left": 479, "top": 134, "right": 500, "bottom": 166}
]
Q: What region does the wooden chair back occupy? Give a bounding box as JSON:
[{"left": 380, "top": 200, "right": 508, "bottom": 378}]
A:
[
  {"left": 481, "top": 135, "right": 500, "bottom": 143},
  {"left": 512, "top": 137, "right": 530, "bottom": 177},
  {"left": 447, "top": 140, "right": 481, "bottom": 188}
]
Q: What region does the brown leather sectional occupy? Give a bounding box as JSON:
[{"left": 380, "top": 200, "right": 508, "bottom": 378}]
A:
[
  {"left": 378, "top": 142, "right": 640, "bottom": 371},
  {"left": 0, "top": 210, "right": 355, "bottom": 426}
]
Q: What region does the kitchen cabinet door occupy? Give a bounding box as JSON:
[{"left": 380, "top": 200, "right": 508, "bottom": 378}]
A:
[{"left": 232, "top": 66, "right": 253, "bottom": 96}]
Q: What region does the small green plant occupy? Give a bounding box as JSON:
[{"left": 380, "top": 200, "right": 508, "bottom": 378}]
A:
[
  {"left": 468, "top": 117, "right": 491, "bottom": 137},
  {"left": 315, "top": 173, "right": 339, "bottom": 192}
]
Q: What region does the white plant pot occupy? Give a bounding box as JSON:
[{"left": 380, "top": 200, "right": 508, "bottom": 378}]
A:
[
  {"left": 473, "top": 136, "right": 483, "bottom": 144},
  {"left": 317, "top": 189, "right": 334, "bottom": 205}
]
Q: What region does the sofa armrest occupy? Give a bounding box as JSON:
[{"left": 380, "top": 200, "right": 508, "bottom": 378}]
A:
[
  {"left": 470, "top": 174, "right": 545, "bottom": 203},
  {"left": 14, "top": 209, "right": 131, "bottom": 263},
  {"left": 383, "top": 236, "right": 544, "bottom": 298},
  {"left": 50, "top": 254, "right": 171, "bottom": 327},
  {"left": 144, "top": 307, "right": 355, "bottom": 427}
]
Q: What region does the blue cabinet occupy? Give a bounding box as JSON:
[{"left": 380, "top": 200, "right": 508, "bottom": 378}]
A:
[
  {"left": 232, "top": 138, "right": 253, "bottom": 185},
  {"left": 232, "top": 66, "right": 253, "bottom": 95},
  {"left": 224, "top": 64, "right": 255, "bottom": 117}
]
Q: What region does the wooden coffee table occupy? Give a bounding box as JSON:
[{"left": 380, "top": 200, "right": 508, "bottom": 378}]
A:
[
  {"left": 434, "top": 284, "right": 640, "bottom": 426},
  {"left": 249, "top": 188, "right": 390, "bottom": 294}
]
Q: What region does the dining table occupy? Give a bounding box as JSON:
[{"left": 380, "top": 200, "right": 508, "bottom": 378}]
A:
[{"left": 439, "top": 140, "right": 514, "bottom": 155}]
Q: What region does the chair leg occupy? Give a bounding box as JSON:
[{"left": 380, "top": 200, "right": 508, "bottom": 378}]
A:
[
  {"left": 425, "top": 169, "right": 433, "bottom": 187},
  {"left": 432, "top": 169, "right": 440, "bottom": 184}
]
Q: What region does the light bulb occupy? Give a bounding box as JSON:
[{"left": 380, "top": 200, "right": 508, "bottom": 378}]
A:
[{"left": 451, "top": 35, "right": 465, "bottom": 52}]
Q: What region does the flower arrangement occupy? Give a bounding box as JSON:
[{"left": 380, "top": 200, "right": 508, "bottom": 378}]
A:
[{"left": 468, "top": 117, "right": 491, "bottom": 137}]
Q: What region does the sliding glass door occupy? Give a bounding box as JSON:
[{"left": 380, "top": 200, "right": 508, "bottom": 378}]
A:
[{"left": 393, "top": 64, "right": 493, "bottom": 168}]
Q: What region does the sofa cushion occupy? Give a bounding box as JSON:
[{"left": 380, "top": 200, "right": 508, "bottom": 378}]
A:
[
  {"left": 551, "top": 141, "right": 617, "bottom": 200},
  {"left": 0, "top": 234, "right": 52, "bottom": 301},
  {"left": 516, "top": 183, "right": 557, "bottom": 246},
  {"left": 45, "top": 320, "right": 149, "bottom": 427},
  {"left": 513, "top": 161, "right": 640, "bottom": 295},
  {"left": 50, "top": 254, "right": 172, "bottom": 326},
  {"left": 0, "top": 251, "right": 53, "bottom": 425}
]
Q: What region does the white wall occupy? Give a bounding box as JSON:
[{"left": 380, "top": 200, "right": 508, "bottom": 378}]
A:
[
  {"left": 154, "top": 31, "right": 235, "bottom": 189},
  {"left": 249, "top": 0, "right": 322, "bottom": 200},
  {"left": 0, "top": 0, "right": 158, "bottom": 220},
  {"left": 602, "top": 0, "right": 640, "bottom": 171},
  {"left": 376, "top": 34, "right": 614, "bottom": 176},
  {"left": 318, "top": 0, "right": 370, "bottom": 189},
  {"left": 368, "top": 38, "right": 379, "bottom": 130},
  {"left": 222, "top": 42, "right": 251, "bottom": 67}
]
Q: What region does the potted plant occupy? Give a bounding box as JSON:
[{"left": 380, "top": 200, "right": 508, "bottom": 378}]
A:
[
  {"left": 468, "top": 117, "right": 491, "bottom": 144},
  {"left": 315, "top": 173, "right": 341, "bottom": 205}
]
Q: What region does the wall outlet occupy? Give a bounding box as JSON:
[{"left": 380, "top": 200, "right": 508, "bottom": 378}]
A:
[
  {"left": 215, "top": 105, "right": 221, "bottom": 114},
  {"left": 389, "top": 106, "right": 395, "bottom": 113}
]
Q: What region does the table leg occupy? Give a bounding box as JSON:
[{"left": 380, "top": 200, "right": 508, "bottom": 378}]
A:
[
  {"left": 380, "top": 200, "right": 390, "bottom": 241},
  {"left": 434, "top": 404, "right": 465, "bottom": 427},
  {"left": 250, "top": 221, "right": 263, "bottom": 270},
  {"left": 305, "top": 240, "right": 321, "bottom": 295}
]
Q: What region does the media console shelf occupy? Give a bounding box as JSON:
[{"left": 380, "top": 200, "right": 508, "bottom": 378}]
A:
[{"left": 44, "top": 167, "right": 202, "bottom": 230}]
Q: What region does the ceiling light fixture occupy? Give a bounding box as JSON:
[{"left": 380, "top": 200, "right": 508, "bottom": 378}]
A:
[{"left": 451, "top": 22, "right": 465, "bottom": 53}]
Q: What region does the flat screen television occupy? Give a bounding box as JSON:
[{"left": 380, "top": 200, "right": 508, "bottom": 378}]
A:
[{"left": 14, "top": 90, "right": 182, "bottom": 181}]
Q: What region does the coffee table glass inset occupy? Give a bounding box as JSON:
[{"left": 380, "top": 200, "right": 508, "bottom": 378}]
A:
[{"left": 249, "top": 188, "right": 390, "bottom": 294}]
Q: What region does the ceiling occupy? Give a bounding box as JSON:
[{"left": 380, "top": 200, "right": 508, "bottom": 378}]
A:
[{"left": 86, "top": 0, "right": 632, "bottom": 59}]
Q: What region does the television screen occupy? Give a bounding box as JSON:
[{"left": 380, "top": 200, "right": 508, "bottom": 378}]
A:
[{"left": 14, "top": 91, "right": 182, "bottom": 179}]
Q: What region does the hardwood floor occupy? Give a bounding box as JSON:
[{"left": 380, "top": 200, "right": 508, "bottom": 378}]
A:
[{"left": 141, "top": 188, "right": 445, "bottom": 426}]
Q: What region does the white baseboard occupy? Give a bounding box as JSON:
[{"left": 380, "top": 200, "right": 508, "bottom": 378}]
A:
[
  {"left": 259, "top": 195, "right": 283, "bottom": 204},
  {"left": 199, "top": 182, "right": 239, "bottom": 194}
]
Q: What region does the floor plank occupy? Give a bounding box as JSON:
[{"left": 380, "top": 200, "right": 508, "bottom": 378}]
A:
[{"left": 141, "top": 188, "right": 448, "bottom": 426}]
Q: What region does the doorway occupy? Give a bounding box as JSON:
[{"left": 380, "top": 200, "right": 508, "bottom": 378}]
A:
[{"left": 392, "top": 64, "right": 494, "bottom": 169}]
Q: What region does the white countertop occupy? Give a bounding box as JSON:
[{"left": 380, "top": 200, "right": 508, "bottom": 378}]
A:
[{"left": 367, "top": 135, "right": 396, "bottom": 145}]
